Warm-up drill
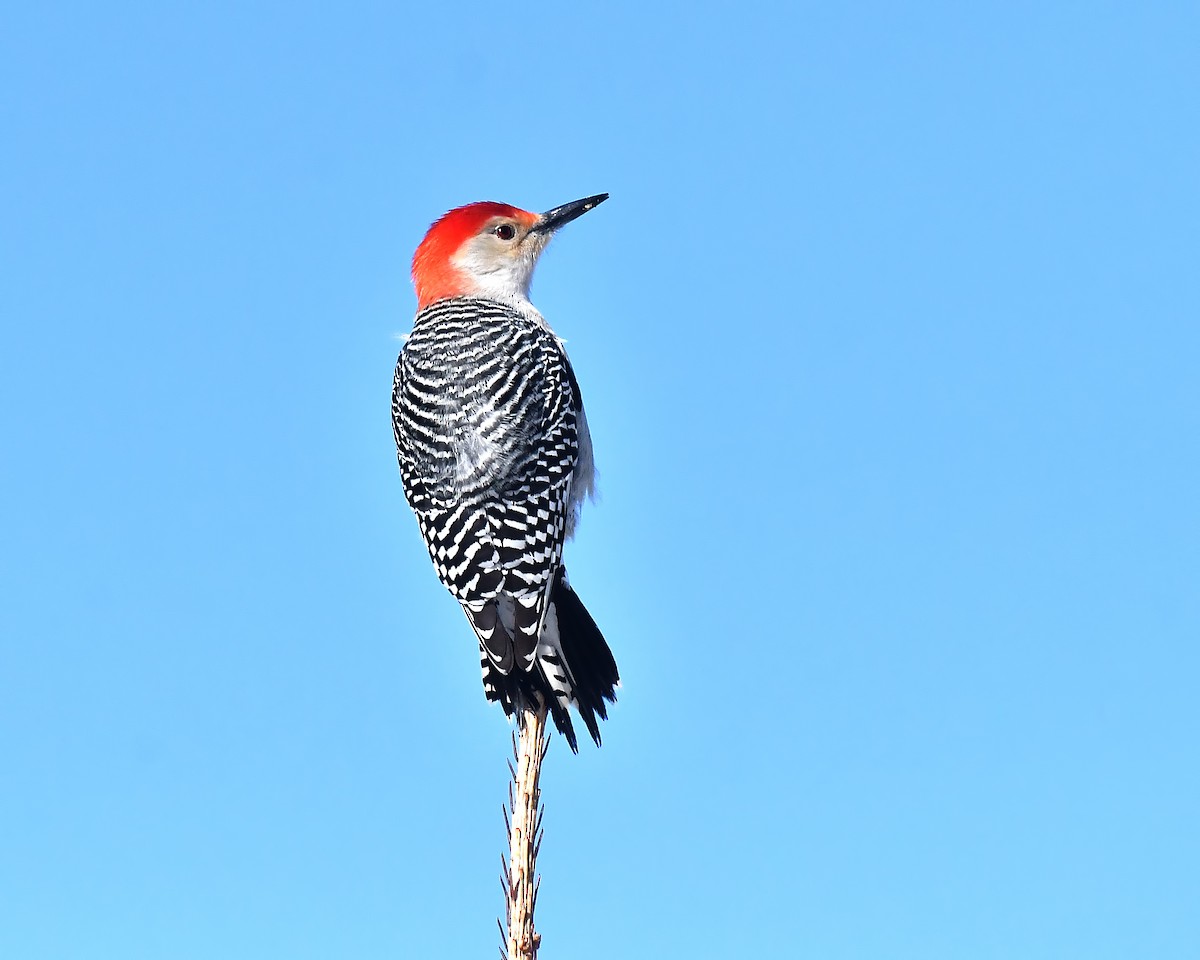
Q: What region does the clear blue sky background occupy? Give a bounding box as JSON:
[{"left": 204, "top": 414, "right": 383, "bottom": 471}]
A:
[{"left": 2, "top": 2, "right": 1196, "bottom": 957}]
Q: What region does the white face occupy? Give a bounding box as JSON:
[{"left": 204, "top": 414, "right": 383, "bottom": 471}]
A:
[{"left": 451, "top": 216, "right": 552, "bottom": 304}]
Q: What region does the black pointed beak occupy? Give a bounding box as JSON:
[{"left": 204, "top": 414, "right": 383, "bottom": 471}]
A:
[{"left": 531, "top": 193, "right": 608, "bottom": 234}]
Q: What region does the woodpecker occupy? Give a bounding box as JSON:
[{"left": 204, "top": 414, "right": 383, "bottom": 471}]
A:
[{"left": 392, "top": 194, "right": 619, "bottom": 751}]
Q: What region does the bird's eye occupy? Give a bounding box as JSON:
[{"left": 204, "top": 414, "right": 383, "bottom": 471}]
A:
[{"left": 493, "top": 223, "right": 517, "bottom": 241}]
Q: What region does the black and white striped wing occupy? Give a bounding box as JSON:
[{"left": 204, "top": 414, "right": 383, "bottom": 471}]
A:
[{"left": 392, "top": 298, "right": 581, "bottom": 667}]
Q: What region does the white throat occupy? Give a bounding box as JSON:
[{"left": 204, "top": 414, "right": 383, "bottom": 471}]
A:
[{"left": 450, "top": 233, "right": 552, "bottom": 322}]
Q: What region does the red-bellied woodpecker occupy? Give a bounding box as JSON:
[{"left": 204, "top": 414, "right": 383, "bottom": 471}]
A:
[{"left": 392, "top": 194, "right": 618, "bottom": 751}]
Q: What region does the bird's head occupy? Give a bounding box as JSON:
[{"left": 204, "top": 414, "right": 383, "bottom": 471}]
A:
[{"left": 411, "top": 194, "right": 608, "bottom": 310}]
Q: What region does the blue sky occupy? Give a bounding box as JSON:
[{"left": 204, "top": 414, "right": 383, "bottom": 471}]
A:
[{"left": 2, "top": 2, "right": 1197, "bottom": 957}]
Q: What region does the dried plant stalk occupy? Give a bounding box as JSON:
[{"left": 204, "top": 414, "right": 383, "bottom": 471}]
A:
[{"left": 500, "top": 704, "right": 548, "bottom": 960}]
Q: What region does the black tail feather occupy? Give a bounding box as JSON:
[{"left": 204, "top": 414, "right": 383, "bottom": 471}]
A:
[
  {"left": 479, "top": 567, "right": 619, "bottom": 753},
  {"left": 550, "top": 569, "right": 619, "bottom": 749}
]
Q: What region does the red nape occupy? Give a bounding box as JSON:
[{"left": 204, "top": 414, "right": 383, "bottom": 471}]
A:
[{"left": 411, "top": 201, "right": 536, "bottom": 308}]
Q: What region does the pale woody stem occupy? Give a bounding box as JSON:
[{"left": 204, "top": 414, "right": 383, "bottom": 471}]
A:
[{"left": 504, "top": 705, "right": 547, "bottom": 960}]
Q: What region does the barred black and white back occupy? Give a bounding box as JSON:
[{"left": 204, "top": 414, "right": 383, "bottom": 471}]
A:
[{"left": 392, "top": 296, "right": 618, "bottom": 750}]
